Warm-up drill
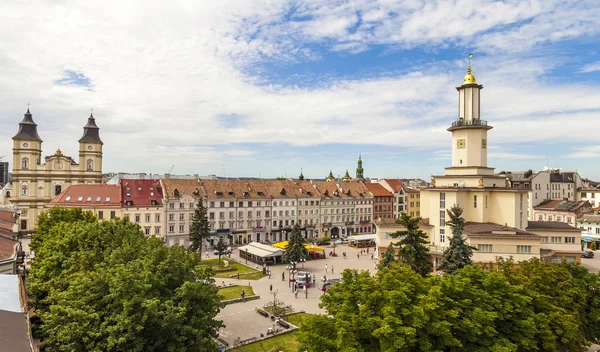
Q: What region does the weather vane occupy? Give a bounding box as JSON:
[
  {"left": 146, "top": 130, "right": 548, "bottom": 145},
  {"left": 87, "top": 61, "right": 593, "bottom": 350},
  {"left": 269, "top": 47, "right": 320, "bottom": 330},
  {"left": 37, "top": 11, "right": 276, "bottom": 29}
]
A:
[{"left": 469, "top": 53, "right": 473, "bottom": 66}]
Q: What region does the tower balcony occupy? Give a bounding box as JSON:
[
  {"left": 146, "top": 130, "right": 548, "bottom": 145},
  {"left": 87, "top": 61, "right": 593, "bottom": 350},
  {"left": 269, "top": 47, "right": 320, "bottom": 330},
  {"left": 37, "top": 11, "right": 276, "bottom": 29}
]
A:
[{"left": 448, "top": 118, "right": 492, "bottom": 131}]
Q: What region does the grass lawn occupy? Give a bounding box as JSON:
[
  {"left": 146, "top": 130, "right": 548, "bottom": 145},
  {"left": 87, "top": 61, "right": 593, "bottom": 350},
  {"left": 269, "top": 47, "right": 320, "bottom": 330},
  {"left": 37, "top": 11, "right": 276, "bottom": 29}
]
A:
[
  {"left": 231, "top": 313, "right": 315, "bottom": 352},
  {"left": 219, "top": 285, "right": 255, "bottom": 301},
  {"left": 231, "top": 332, "right": 300, "bottom": 352},
  {"left": 213, "top": 263, "right": 264, "bottom": 279}
]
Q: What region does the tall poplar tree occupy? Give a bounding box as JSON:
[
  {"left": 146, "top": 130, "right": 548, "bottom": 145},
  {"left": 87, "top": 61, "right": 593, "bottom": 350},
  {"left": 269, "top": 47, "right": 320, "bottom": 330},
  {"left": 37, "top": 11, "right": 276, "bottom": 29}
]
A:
[
  {"left": 282, "top": 224, "right": 308, "bottom": 264},
  {"left": 393, "top": 213, "right": 432, "bottom": 277},
  {"left": 438, "top": 204, "right": 476, "bottom": 274},
  {"left": 189, "top": 198, "right": 210, "bottom": 254}
]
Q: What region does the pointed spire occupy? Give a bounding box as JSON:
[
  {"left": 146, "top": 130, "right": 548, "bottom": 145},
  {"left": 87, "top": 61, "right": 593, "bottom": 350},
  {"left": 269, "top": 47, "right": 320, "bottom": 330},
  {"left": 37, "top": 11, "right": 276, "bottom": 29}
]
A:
[
  {"left": 299, "top": 168, "right": 304, "bottom": 181},
  {"left": 13, "top": 107, "right": 43, "bottom": 142},
  {"left": 326, "top": 170, "right": 335, "bottom": 181},
  {"left": 79, "top": 111, "right": 103, "bottom": 144}
]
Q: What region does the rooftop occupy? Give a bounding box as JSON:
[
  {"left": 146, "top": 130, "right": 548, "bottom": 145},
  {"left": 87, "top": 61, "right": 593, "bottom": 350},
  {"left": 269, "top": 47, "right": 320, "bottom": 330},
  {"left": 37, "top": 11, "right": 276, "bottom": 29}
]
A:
[
  {"left": 48, "top": 184, "right": 121, "bottom": 207},
  {"left": 526, "top": 221, "right": 582, "bottom": 232},
  {"left": 579, "top": 214, "right": 600, "bottom": 223},
  {"left": 463, "top": 222, "right": 541, "bottom": 239},
  {"left": 363, "top": 183, "right": 392, "bottom": 197},
  {"left": 535, "top": 199, "right": 592, "bottom": 212},
  {"left": 121, "top": 179, "right": 163, "bottom": 207}
]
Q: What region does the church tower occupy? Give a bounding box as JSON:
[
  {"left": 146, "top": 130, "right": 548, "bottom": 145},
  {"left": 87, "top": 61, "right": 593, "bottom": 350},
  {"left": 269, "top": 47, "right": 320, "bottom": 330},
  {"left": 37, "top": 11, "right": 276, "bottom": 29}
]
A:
[
  {"left": 78, "top": 113, "right": 103, "bottom": 179},
  {"left": 446, "top": 60, "right": 493, "bottom": 176},
  {"left": 355, "top": 154, "right": 364, "bottom": 180},
  {"left": 12, "top": 108, "right": 43, "bottom": 198}
]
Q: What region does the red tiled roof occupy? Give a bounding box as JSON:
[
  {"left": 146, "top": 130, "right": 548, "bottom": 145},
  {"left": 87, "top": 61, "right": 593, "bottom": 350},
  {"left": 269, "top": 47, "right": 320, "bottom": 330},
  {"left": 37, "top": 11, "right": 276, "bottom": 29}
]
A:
[
  {"left": 313, "top": 181, "right": 350, "bottom": 198},
  {"left": 121, "top": 179, "right": 163, "bottom": 207},
  {"left": 364, "top": 183, "right": 392, "bottom": 197},
  {"left": 339, "top": 181, "right": 371, "bottom": 198},
  {"left": 48, "top": 184, "right": 121, "bottom": 207},
  {"left": 0, "top": 210, "right": 17, "bottom": 237},
  {"left": 0, "top": 235, "right": 18, "bottom": 260},
  {"left": 383, "top": 179, "right": 404, "bottom": 193},
  {"left": 294, "top": 180, "right": 322, "bottom": 198}
]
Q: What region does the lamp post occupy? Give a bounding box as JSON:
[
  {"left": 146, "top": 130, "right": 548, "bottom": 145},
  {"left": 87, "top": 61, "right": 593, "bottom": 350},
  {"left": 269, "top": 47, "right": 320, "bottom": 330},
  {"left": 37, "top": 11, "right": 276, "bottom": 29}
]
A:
[
  {"left": 300, "top": 258, "right": 305, "bottom": 269},
  {"left": 286, "top": 265, "right": 291, "bottom": 287}
]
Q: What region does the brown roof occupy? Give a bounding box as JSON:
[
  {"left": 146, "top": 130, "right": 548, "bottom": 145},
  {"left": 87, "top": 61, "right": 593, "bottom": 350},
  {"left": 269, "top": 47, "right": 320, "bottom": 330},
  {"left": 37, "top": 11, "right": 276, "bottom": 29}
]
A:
[
  {"left": 0, "top": 210, "right": 16, "bottom": 237},
  {"left": 263, "top": 180, "right": 303, "bottom": 198},
  {"left": 404, "top": 186, "right": 420, "bottom": 193},
  {"left": 48, "top": 184, "right": 121, "bottom": 207},
  {"left": 339, "top": 181, "right": 371, "bottom": 198},
  {"left": 161, "top": 178, "right": 201, "bottom": 199},
  {"left": 294, "top": 180, "right": 322, "bottom": 198},
  {"left": 526, "top": 221, "right": 582, "bottom": 232},
  {"left": 313, "top": 181, "right": 349, "bottom": 198},
  {"left": 0, "top": 310, "right": 31, "bottom": 352},
  {"left": 374, "top": 218, "right": 434, "bottom": 228},
  {"left": 364, "top": 183, "right": 392, "bottom": 197},
  {"left": 463, "top": 222, "right": 541, "bottom": 238},
  {"left": 579, "top": 214, "right": 600, "bottom": 223},
  {"left": 0, "top": 234, "right": 18, "bottom": 261},
  {"left": 535, "top": 200, "right": 592, "bottom": 212}
]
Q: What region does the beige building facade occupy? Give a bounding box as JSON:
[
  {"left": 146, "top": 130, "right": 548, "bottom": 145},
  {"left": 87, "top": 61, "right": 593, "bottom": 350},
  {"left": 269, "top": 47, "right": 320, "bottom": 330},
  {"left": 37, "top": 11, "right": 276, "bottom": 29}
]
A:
[{"left": 9, "top": 109, "right": 103, "bottom": 233}]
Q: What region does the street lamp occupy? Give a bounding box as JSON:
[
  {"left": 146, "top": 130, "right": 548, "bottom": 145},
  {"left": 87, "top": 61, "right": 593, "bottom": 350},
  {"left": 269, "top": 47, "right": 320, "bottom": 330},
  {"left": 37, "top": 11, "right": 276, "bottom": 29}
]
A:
[
  {"left": 300, "top": 258, "right": 306, "bottom": 269},
  {"left": 286, "top": 265, "right": 291, "bottom": 287}
]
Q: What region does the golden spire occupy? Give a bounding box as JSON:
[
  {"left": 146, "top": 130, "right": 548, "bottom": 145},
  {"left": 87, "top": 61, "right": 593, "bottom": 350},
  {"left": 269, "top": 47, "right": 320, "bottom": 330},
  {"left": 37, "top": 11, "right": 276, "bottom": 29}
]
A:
[{"left": 463, "top": 53, "right": 477, "bottom": 85}]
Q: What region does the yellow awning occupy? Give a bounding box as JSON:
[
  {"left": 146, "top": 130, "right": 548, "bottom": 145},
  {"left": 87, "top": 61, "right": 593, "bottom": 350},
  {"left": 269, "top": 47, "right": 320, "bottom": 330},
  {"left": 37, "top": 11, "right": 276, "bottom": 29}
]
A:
[{"left": 272, "top": 241, "right": 325, "bottom": 252}]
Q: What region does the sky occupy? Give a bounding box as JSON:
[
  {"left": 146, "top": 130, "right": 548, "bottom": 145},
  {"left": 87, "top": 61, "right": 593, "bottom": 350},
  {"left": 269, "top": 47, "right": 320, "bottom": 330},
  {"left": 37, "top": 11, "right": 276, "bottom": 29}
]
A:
[{"left": 1, "top": 0, "right": 600, "bottom": 181}]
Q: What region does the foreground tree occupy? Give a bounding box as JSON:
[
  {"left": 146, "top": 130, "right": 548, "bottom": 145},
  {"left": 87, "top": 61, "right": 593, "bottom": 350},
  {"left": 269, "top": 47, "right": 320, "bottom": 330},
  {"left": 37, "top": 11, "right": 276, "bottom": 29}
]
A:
[
  {"left": 189, "top": 198, "right": 210, "bottom": 254},
  {"left": 213, "top": 238, "right": 229, "bottom": 264},
  {"left": 282, "top": 224, "right": 308, "bottom": 264},
  {"left": 27, "top": 208, "right": 223, "bottom": 352},
  {"left": 392, "top": 213, "right": 432, "bottom": 276},
  {"left": 438, "top": 205, "right": 476, "bottom": 274},
  {"left": 379, "top": 243, "right": 396, "bottom": 268}
]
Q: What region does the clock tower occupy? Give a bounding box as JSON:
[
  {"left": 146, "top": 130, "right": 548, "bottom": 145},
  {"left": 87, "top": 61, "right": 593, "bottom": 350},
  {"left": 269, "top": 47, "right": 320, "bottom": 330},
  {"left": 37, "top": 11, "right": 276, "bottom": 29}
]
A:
[{"left": 446, "top": 62, "right": 493, "bottom": 176}]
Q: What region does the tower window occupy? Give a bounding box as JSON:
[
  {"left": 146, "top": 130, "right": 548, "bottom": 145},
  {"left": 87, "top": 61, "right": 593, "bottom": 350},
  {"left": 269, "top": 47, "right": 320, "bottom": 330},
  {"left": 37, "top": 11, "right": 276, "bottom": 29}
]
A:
[
  {"left": 21, "top": 184, "right": 28, "bottom": 196},
  {"left": 86, "top": 159, "right": 94, "bottom": 171},
  {"left": 22, "top": 157, "right": 29, "bottom": 169},
  {"left": 55, "top": 185, "right": 62, "bottom": 196}
]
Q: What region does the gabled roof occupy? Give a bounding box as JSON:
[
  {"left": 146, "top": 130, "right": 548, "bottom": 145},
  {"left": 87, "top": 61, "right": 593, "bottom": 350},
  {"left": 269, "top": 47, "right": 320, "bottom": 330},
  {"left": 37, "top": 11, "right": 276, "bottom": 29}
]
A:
[
  {"left": 162, "top": 178, "right": 202, "bottom": 198},
  {"left": 295, "top": 180, "right": 321, "bottom": 198},
  {"left": 382, "top": 179, "right": 405, "bottom": 193},
  {"left": 48, "top": 184, "right": 121, "bottom": 207},
  {"left": 313, "top": 181, "right": 348, "bottom": 198},
  {"left": 364, "top": 183, "right": 392, "bottom": 197},
  {"left": 535, "top": 199, "right": 592, "bottom": 212},
  {"left": 121, "top": 179, "right": 163, "bottom": 207},
  {"left": 339, "top": 181, "right": 371, "bottom": 198},
  {"left": 263, "top": 180, "right": 302, "bottom": 198}
]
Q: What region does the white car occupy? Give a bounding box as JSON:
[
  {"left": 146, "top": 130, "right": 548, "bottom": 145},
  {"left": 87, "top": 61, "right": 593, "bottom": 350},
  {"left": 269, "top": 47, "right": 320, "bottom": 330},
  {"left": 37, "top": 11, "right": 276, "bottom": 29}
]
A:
[{"left": 334, "top": 238, "right": 348, "bottom": 245}]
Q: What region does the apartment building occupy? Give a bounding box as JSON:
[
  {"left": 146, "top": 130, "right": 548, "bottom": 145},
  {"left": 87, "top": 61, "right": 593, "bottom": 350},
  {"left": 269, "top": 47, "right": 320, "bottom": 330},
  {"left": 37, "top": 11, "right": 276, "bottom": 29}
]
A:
[
  {"left": 405, "top": 187, "right": 421, "bottom": 218},
  {"left": 295, "top": 180, "right": 322, "bottom": 239},
  {"left": 578, "top": 187, "right": 600, "bottom": 208},
  {"left": 526, "top": 221, "right": 582, "bottom": 263},
  {"left": 533, "top": 199, "right": 593, "bottom": 225},
  {"left": 578, "top": 213, "right": 600, "bottom": 249},
  {"left": 46, "top": 184, "right": 121, "bottom": 221},
  {"left": 315, "top": 181, "right": 354, "bottom": 239},
  {"left": 379, "top": 179, "right": 407, "bottom": 219},
  {"left": 341, "top": 181, "right": 373, "bottom": 234},
  {"left": 364, "top": 183, "right": 393, "bottom": 220},
  {"left": 263, "top": 179, "right": 301, "bottom": 242},
  {"left": 120, "top": 179, "right": 164, "bottom": 238}
]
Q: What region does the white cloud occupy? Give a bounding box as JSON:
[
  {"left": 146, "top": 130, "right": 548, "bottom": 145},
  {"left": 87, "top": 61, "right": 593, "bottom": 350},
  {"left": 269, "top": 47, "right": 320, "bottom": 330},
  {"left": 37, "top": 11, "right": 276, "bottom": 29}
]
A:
[
  {"left": 0, "top": 1, "right": 599, "bottom": 178},
  {"left": 581, "top": 61, "right": 600, "bottom": 73},
  {"left": 562, "top": 146, "right": 600, "bottom": 159}
]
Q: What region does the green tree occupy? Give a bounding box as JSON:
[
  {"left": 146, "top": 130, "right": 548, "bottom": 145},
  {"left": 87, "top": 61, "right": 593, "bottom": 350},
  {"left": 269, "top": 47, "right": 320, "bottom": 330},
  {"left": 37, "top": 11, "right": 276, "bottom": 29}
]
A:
[
  {"left": 282, "top": 224, "right": 308, "bottom": 264},
  {"left": 392, "top": 213, "right": 432, "bottom": 276},
  {"left": 189, "top": 198, "right": 209, "bottom": 254},
  {"left": 438, "top": 205, "right": 476, "bottom": 274},
  {"left": 213, "top": 238, "right": 229, "bottom": 264},
  {"left": 27, "top": 213, "right": 223, "bottom": 352},
  {"left": 379, "top": 243, "right": 395, "bottom": 268}
]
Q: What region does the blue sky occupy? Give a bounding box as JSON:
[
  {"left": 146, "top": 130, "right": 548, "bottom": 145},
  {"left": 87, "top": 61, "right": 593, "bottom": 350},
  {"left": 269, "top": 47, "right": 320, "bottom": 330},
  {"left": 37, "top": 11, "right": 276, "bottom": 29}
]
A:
[{"left": 1, "top": 0, "right": 600, "bottom": 180}]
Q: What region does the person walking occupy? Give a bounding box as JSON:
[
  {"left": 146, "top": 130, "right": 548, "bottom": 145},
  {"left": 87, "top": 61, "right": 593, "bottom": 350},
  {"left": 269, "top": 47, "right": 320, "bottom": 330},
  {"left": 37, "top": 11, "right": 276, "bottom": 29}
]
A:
[
  {"left": 312, "top": 274, "right": 316, "bottom": 285},
  {"left": 294, "top": 290, "right": 298, "bottom": 299},
  {"left": 241, "top": 289, "right": 246, "bottom": 302},
  {"left": 325, "top": 264, "right": 328, "bottom": 273},
  {"left": 282, "top": 272, "right": 285, "bottom": 281},
  {"left": 237, "top": 272, "right": 240, "bottom": 280},
  {"left": 357, "top": 253, "right": 360, "bottom": 259},
  {"left": 371, "top": 253, "right": 374, "bottom": 260},
  {"left": 331, "top": 265, "right": 334, "bottom": 274},
  {"left": 304, "top": 284, "right": 308, "bottom": 298},
  {"left": 268, "top": 270, "right": 272, "bottom": 279},
  {"left": 270, "top": 284, "right": 273, "bottom": 293}
]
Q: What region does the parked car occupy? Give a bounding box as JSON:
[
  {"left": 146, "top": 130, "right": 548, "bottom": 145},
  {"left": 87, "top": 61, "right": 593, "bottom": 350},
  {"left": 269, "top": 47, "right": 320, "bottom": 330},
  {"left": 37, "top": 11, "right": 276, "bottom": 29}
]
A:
[
  {"left": 582, "top": 251, "right": 595, "bottom": 258},
  {"left": 213, "top": 247, "right": 232, "bottom": 256},
  {"left": 334, "top": 238, "right": 348, "bottom": 245},
  {"left": 316, "top": 240, "right": 331, "bottom": 246},
  {"left": 296, "top": 271, "right": 311, "bottom": 287}
]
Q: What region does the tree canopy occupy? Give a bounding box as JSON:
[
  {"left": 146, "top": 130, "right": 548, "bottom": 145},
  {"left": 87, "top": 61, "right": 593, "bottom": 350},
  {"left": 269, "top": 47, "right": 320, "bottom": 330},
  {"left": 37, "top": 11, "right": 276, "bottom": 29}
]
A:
[
  {"left": 28, "top": 207, "right": 223, "bottom": 352},
  {"left": 391, "top": 213, "right": 432, "bottom": 276},
  {"left": 298, "top": 259, "right": 600, "bottom": 352},
  {"left": 189, "top": 198, "right": 210, "bottom": 253},
  {"left": 438, "top": 205, "right": 476, "bottom": 274},
  {"left": 282, "top": 224, "right": 308, "bottom": 264}
]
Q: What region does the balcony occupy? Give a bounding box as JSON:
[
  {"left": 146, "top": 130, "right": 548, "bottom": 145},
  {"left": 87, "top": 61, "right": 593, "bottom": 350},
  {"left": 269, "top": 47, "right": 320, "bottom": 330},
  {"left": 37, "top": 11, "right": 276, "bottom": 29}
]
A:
[{"left": 450, "top": 119, "right": 488, "bottom": 128}]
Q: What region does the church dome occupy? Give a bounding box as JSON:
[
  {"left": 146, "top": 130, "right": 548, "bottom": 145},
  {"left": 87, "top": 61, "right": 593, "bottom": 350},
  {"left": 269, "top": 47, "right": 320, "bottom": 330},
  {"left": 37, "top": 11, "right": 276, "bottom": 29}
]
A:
[{"left": 463, "top": 66, "right": 477, "bottom": 85}]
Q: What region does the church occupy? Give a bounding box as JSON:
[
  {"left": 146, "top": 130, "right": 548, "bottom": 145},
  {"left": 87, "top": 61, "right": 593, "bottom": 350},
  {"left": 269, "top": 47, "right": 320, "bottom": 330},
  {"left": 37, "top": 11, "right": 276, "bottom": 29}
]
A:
[{"left": 9, "top": 108, "right": 103, "bottom": 232}]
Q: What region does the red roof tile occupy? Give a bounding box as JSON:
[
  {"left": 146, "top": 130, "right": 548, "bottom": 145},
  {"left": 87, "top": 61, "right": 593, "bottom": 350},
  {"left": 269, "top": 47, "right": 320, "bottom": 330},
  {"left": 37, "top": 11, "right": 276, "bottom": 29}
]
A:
[
  {"left": 121, "top": 179, "right": 163, "bottom": 207},
  {"left": 364, "top": 183, "right": 393, "bottom": 197},
  {"left": 382, "top": 179, "right": 404, "bottom": 193},
  {"left": 0, "top": 235, "right": 18, "bottom": 260}
]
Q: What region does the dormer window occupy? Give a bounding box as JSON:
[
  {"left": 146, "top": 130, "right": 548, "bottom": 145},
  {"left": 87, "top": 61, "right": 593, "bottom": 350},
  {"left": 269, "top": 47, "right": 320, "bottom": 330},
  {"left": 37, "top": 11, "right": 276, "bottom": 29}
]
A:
[
  {"left": 193, "top": 189, "right": 199, "bottom": 196},
  {"left": 228, "top": 191, "right": 234, "bottom": 196},
  {"left": 105, "top": 197, "right": 111, "bottom": 202},
  {"left": 215, "top": 191, "right": 223, "bottom": 196},
  {"left": 86, "top": 197, "right": 92, "bottom": 202},
  {"left": 96, "top": 197, "right": 101, "bottom": 202},
  {"left": 258, "top": 191, "right": 264, "bottom": 196},
  {"left": 77, "top": 197, "right": 83, "bottom": 202},
  {"left": 173, "top": 188, "right": 180, "bottom": 197},
  {"left": 243, "top": 192, "right": 249, "bottom": 196},
  {"left": 151, "top": 200, "right": 158, "bottom": 206},
  {"left": 280, "top": 189, "right": 286, "bottom": 195},
  {"left": 126, "top": 200, "right": 133, "bottom": 206}
]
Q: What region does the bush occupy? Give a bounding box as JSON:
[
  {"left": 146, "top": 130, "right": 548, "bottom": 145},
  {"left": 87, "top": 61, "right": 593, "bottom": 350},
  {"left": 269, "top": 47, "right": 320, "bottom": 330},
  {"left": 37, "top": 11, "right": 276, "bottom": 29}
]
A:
[
  {"left": 321, "top": 236, "right": 331, "bottom": 242},
  {"left": 592, "top": 242, "right": 597, "bottom": 251}
]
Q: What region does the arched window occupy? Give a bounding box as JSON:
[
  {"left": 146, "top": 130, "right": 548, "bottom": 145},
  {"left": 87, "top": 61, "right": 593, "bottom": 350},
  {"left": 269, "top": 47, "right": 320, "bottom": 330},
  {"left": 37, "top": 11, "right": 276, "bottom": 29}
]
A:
[
  {"left": 22, "top": 157, "right": 29, "bottom": 169},
  {"left": 86, "top": 159, "right": 93, "bottom": 171},
  {"left": 21, "top": 184, "right": 28, "bottom": 196}
]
